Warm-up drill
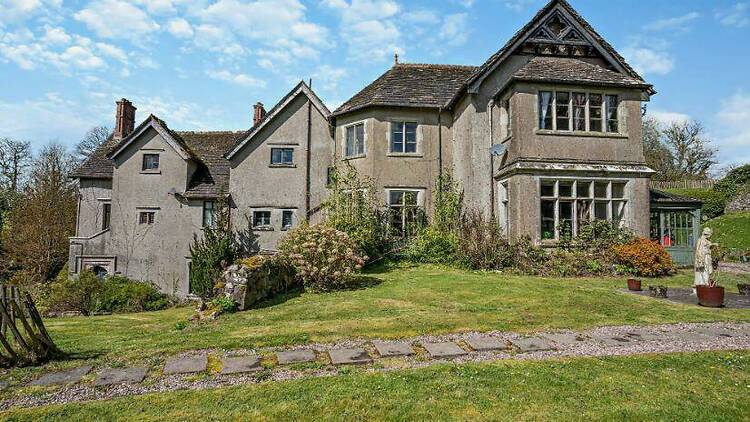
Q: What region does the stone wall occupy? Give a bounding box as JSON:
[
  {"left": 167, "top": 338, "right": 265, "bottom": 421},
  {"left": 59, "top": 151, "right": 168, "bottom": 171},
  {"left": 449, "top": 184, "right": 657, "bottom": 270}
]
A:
[
  {"left": 726, "top": 188, "right": 750, "bottom": 213},
  {"left": 217, "top": 257, "right": 296, "bottom": 310}
]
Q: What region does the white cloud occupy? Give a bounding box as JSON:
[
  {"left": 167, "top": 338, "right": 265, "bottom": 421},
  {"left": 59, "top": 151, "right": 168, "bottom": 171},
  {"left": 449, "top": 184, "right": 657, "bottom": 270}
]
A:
[
  {"left": 323, "top": 0, "right": 402, "bottom": 61},
  {"left": 647, "top": 110, "right": 691, "bottom": 126},
  {"left": 0, "top": 0, "right": 62, "bottom": 27},
  {"left": 313, "top": 64, "right": 347, "bottom": 91},
  {"left": 74, "top": 0, "right": 160, "bottom": 42},
  {"left": 167, "top": 18, "right": 193, "bottom": 38},
  {"left": 41, "top": 25, "right": 71, "bottom": 45},
  {"left": 712, "top": 91, "right": 750, "bottom": 165},
  {"left": 206, "top": 69, "right": 266, "bottom": 88},
  {"left": 622, "top": 47, "right": 674, "bottom": 75},
  {"left": 404, "top": 10, "right": 440, "bottom": 25},
  {"left": 439, "top": 13, "right": 469, "bottom": 47},
  {"left": 716, "top": 2, "right": 749, "bottom": 28},
  {"left": 59, "top": 45, "right": 105, "bottom": 69},
  {"left": 643, "top": 12, "right": 700, "bottom": 31},
  {"left": 501, "top": 0, "right": 535, "bottom": 12},
  {"left": 95, "top": 42, "right": 127, "bottom": 62},
  {"left": 0, "top": 96, "right": 93, "bottom": 144}
]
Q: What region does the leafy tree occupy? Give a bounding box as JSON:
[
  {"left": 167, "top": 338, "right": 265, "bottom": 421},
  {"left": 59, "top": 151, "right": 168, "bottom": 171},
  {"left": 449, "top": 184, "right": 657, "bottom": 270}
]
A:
[
  {"left": 74, "top": 126, "right": 112, "bottom": 163},
  {"left": 188, "top": 195, "right": 238, "bottom": 298},
  {"left": 642, "top": 117, "right": 674, "bottom": 181},
  {"left": 662, "top": 120, "right": 717, "bottom": 179}
]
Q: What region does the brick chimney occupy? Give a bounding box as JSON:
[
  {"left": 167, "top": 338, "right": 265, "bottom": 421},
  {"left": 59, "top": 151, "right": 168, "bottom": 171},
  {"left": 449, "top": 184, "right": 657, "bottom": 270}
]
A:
[
  {"left": 114, "top": 98, "right": 136, "bottom": 140},
  {"left": 253, "top": 102, "right": 266, "bottom": 127}
]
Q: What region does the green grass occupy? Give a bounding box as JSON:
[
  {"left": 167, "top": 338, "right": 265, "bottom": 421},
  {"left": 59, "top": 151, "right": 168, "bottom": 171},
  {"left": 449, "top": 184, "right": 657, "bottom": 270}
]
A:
[
  {"left": 705, "top": 212, "right": 750, "bottom": 251},
  {"left": 4, "top": 351, "right": 749, "bottom": 421},
  {"left": 4, "top": 264, "right": 748, "bottom": 385}
]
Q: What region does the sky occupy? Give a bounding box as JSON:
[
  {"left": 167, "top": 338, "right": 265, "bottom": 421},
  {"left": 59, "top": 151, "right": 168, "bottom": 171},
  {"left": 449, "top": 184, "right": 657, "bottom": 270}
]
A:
[{"left": 1, "top": 0, "right": 749, "bottom": 169}]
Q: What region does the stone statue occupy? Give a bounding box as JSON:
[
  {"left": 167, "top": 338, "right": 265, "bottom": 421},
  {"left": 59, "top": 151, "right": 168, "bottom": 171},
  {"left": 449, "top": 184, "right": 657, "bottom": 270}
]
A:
[{"left": 694, "top": 227, "right": 716, "bottom": 289}]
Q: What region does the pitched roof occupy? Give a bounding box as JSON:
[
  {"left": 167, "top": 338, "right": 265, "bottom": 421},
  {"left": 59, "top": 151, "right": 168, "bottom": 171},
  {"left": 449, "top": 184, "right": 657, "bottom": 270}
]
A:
[
  {"left": 227, "top": 81, "right": 331, "bottom": 159},
  {"left": 70, "top": 136, "right": 118, "bottom": 179},
  {"left": 107, "top": 115, "right": 195, "bottom": 161},
  {"left": 179, "top": 131, "right": 242, "bottom": 198},
  {"left": 650, "top": 189, "right": 703, "bottom": 206},
  {"left": 332, "top": 63, "right": 477, "bottom": 116},
  {"left": 505, "top": 56, "right": 652, "bottom": 90}
]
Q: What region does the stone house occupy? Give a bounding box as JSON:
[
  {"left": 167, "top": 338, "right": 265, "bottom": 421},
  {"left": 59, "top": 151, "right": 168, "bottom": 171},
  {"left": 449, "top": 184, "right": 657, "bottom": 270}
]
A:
[{"left": 70, "top": 0, "right": 658, "bottom": 295}]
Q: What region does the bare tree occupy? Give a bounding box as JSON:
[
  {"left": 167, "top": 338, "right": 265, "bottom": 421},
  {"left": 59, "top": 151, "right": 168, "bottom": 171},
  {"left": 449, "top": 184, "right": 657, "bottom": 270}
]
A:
[
  {"left": 662, "top": 120, "right": 717, "bottom": 179},
  {"left": 642, "top": 117, "right": 675, "bottom": 181},
  {"left": 74, "top": 126, "right": 112, "bottom": 163},
  {"left": 0, "top": 138, "right": 32, "bottom": 192}
]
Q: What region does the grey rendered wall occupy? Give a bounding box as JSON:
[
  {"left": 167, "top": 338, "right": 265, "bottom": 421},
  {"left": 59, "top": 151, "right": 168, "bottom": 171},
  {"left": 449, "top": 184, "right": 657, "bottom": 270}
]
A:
[
  {"left": 229, "top": 93, "right": 333, "bottom": 251},
  {"left": 75, "top": 178, "right": 113, "bottom": 237}
]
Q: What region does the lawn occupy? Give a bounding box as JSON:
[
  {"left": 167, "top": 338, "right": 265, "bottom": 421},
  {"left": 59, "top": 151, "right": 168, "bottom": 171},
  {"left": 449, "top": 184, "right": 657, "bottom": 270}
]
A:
[
  {"left": 3, "top": 263, "right": 748, "bottom": 384},
  {"left": 4, "top": 351, "right": 749, "bottom": 421},
  {"left": 705, "top": 211, "right": 750, "bottom": 251}
]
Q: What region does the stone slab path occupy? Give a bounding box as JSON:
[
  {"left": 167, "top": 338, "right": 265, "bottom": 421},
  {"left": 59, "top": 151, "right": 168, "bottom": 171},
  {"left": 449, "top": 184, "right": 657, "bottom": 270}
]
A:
[{"left": 6, "top": 322, "right": 750, "bottom": 411}]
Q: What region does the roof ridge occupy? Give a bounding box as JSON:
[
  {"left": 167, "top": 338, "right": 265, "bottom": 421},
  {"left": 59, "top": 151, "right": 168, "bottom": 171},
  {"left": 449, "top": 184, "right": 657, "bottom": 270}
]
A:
[
  {"left": 395, "top": 62, "right": 477, "bottom": 69},
  {"left": 176, "top": 130, "right": 246, "bottom": 134}
]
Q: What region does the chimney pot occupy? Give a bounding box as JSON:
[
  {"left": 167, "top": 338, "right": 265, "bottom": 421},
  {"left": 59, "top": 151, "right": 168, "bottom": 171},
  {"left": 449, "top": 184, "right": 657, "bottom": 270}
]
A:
[
  {"left": 253, "top": 102, "right": 266, "bottom": 127},
  {"left": 114, "top": 98, "right": 136, "bottom": 140}
]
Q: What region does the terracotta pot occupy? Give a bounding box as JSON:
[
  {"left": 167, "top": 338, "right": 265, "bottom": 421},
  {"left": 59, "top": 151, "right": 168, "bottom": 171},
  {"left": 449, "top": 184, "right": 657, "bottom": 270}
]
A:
[
  {"left": 696, "top": 285, "right": 725, "bottom": 308},
  {"left": 649, "top": 285, "right": 668, "bottom": 298},
  {"left": 627, "top": 278, "right": 642, "bottom": 291},
  {"left": 738, "top": 283, "right": 750, "bottom": 296}
]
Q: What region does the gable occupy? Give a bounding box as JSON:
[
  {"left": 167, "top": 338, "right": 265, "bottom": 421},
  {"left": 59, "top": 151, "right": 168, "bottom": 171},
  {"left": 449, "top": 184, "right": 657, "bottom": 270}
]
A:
[{"left": 107, "top": 115, "right": 194, "bottom": 161}]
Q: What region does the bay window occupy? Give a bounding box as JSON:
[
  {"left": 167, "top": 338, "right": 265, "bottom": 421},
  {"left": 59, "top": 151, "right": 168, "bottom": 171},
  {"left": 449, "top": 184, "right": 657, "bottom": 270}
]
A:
[{"left": 538, "top": 90, "right": 620, "bottom": 133}]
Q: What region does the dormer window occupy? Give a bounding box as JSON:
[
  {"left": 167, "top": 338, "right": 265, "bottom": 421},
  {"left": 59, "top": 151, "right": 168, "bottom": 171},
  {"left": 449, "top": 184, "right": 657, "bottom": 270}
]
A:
[
  {"left": 539, "top": 90, "right": 620, "bottom": 133},
  {"left": 142, "top": 154, "right": 160, "bottom": 171}
]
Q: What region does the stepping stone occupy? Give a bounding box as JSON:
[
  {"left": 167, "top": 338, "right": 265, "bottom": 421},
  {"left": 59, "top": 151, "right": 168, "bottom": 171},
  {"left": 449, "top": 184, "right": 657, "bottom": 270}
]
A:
[
  {"left": 422, "top": 342, "right": 467, "bottom": 358},
  {"left": 464, "top": 336, "right": 508, "bottom": 351},
  {"left": 591, "top": 335, "right": 633, "bottom": 347},
  {"left": 541, "top": 332, "right": 586, "bottom": 346},
  {"left": 328, "top": 348, "right": 372, "bottom": 365},
  {"left": 622, "top": 330, "right": 663, "bottom": 342},
  {"left": 94, "top": 367, "right": 147, "bottom": 386},
  {"left": 30, "top": 365, "right": 92, "bottom": 386},
  {"left": 276, "top": 349, "right": 316, "bottom": 364},
  {"left": 372, "top": 341, "right": 414, "bottom": 357},
  {"left": 667, "top": 331, "right": 711, "bottom": 343},
  {"left": 511, "top": 337, "right": 555, "bottom": 353},
  {"left": 163, "top": 355, "right": 207, "bottom": 375},
  {"left": 693, "top": 327, "right": 736, "bottom": 338},
  {"left": 221, "top": 356, "right": 261, "bottom": 374}
]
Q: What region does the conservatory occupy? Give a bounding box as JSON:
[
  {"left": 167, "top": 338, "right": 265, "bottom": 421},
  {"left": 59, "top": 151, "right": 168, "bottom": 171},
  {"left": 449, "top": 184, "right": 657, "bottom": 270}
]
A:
[{"left": 649, "top": 189, "right": 703, "bottom": 266}]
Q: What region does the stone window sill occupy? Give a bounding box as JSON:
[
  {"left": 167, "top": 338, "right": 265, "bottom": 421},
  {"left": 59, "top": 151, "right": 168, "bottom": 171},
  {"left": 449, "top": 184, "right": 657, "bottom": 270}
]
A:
[
  {"left": 535, "top": 130, "right": 628, "bottom": 139},
  {"left": 342, "top": 154, "right": 366, "bottom": 161},
  {"left": 140, "top": 170, "right": 161, "bottom": 175},
  {"left": 253, "top": 226, "right": 274, "bottom": 232},
  {"left": 387, "top": 152, "right": 423, "bottom": 158},
  {"left": 269, "top": 164, "right": 296, "bottom": 168}
]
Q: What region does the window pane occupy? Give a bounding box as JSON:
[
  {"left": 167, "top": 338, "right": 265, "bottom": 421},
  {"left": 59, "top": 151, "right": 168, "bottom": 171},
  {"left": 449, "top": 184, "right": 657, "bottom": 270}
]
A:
[
  {"left": 589, "top": 94, "right": 602, "bottom": 132},
  {"left": 283, "top": 149, "right": 293, "bottom": 164},
  {"left": 605, "top": 95, "right": 618, "bottom": 133},
  {"left": 356, "top": 124, "right": 365, "bottom": 155},
  {"left": 389, "top": 190, "right": 403, "bottom": 205},
  {"left": 572, "top": 93, "right": 586, "bottom": 130},
  {"left": 203, "top": 201, "right": 215, "bottom": 227},
  {"left": 594, "top": 201, "right": 608, "bottom": 220},
  {"left": 577, "top": 181, "right": 591, "bottom": 198},
  {"left": 405, "top": 122, "right": 417, "bottom": 153},
  {"left": 594, "top": 182, "right": 608, "bottom": 198},
  {"left": 541, "top": 180, "right": 555, "bottom": 197},
  {"left": 556, "top": 92, "right": 570, "bottom": 130},
  {"left": 577, "top": 200, "right": 591, "bottom": 222},
  {"left": 142, "top": 154, "right": 159, "bottom": 170},
  {"left": 541, "top": 200, "right": 556, "bottom": 239},
  {"left": 391, "top": 121, "right": 404, "bottom": 153},
  {"left": 102, "top": 203, "right": 111, "bottom": 230},
  {"left": 612, "top": 201, "right": 625, "bottom": 223},
  {"left": 282, "top": 210, "right": 293, "bottom": 229},
  {"left": 539, "top": 91, "right": 553, "bottom": 129},
  {"left": 253, "top": 211, "right": 270, "bottom": 227},
  {"left": 559, "top": 201, "right": 573, "bottom": 238},
  {"left": 403, "top": 191, "right": 418, "bottom": 205},
  {"left": 559, "top": 181, "right": 573, "bottom": 197},
  {"left": 345, "top": 126, "right": 354, "bottom": 156},
  {"left": 611, "top": 182, "right": 626, "bottom": 199}
]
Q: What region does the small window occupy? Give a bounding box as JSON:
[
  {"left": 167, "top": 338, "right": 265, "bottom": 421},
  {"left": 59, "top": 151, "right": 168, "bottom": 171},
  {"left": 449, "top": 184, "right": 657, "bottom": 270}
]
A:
[
  {"left": 271, "top": 148, "right": 294, "bottom": 165},
  {"left": 202, "top": 201, "right": 215, "bottom": 227},
  {"left": 555, "top": 92, "right": 570, "bottom": 131},
  {"left": 390, "top": 121, "right": 418, "bottom": 153},
  {"left": 281, "top": 210, "right": 293, "bottom": 230},
  {"left": 539, "top": 91, "right": 553, "bottom": 129},
  {"left": 572, "top": 92, "right": 586, "bottom": 131},
  {"left": 588, "top": 94, "right": 603, "bottom": 132},
  {"left": 345, "top": 123, "right": 365, "bottom": 157},
  {"left": 102, "top": 203, "right": 111, "bottom": 230},
  {"left": 252, "top": 211, "right": 271, "bottom": 228},
  {"left": 142, "top": 154, "right": 159, "bottom": 171},
  {"left": 138, "top": 211, "right": 155, "bottom": 225},
  {"left": 605, "top": 95, "right": 619, "bottom": 133},
  {"left": 326, "top": 167, "right": 335, "bottom": 186}
]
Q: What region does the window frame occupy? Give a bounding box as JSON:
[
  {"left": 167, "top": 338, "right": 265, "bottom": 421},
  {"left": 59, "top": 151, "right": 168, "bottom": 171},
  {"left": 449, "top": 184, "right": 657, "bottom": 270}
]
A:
[
  {"left": 270, "top": 147, "right": 294, "bottom": 166},
  {"left": 101, "top": 202, "right": 111, "bottom": 230},
  {"left": 538, "top": 89, "right": 620, "bottom": 134},
  {"left": 141, "top": 153, "right": 160, "bottom": 171},
  {"left": 281, "top": 210, "right": 294, "bottom": 230},
  {"left": 202, "top": 201, "right": 215, "bottom": 227},
  {"left": 343, "top": 122, "right": 366, "bottom": 158},
  {"left": 138, "top": 211, "right": 155, "bottom": 225},
  {"left": 252, "top": 210, "right": 272, "bottom": 229},
  {"left": 389, "top": 120, "right": 419, "bottom": 154},
  {"left": 386, "top": 188, "right": 423, "bottom": 237}
]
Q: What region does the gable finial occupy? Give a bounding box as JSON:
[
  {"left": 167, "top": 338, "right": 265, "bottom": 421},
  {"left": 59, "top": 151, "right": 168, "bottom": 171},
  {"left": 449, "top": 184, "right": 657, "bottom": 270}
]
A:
[{"left": 394, "top": 52, "right": 399, "bottom": 65}]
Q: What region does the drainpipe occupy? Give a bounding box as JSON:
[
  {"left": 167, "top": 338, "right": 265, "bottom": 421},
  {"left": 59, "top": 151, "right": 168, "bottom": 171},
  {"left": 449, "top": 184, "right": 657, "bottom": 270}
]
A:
[
  {"left": 488, "top": 99, "right": 495, "bottom": 220},
  {"left": 437, "top": 106, "right": 443, "bottom": 179},
  {"left": 305, "top": 79, "right": 313, "bottom": 222}
]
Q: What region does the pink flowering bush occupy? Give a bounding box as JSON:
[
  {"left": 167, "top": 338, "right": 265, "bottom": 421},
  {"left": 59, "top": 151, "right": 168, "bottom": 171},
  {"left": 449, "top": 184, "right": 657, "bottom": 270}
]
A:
[{"left": 278, "top": 224, "right": 367, "bottom": 292}]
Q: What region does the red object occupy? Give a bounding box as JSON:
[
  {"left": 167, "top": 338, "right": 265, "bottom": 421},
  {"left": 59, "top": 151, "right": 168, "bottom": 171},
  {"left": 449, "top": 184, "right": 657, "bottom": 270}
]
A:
[
  {"left": 696, "top": 285, "right": 725, "bottom": 308},
  {"left": 661, "top": 234, "right": 672, "bottom": 247},
  {"left": 627, "top": 278, "right": 641, "bottom": 291}
]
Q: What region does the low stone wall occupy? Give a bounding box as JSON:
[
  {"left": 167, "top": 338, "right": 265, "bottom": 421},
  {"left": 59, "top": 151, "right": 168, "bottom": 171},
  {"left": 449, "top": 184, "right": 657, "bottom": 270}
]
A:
[
  {"left": 726, "top": 189, "right": 750, "bottom": 213},
  {"left": 216, "top": 257, "right": 297, "bottom": 310}
]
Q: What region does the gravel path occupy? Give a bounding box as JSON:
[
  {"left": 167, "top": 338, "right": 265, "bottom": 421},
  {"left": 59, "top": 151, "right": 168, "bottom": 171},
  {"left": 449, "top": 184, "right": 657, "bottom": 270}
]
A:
[{"left": 2, "top": 321, "right": 749, "bottom": 411}]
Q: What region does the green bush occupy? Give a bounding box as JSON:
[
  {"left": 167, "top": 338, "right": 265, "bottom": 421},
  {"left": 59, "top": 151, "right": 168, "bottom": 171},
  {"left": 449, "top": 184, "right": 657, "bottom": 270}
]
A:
[
  {"left": 404, "top": 227, "right": 457, "bottom": 264},
  {"left": 47, "top": 266, "right": 102, "bottom": 316},
  {"left": 208, "top": 296, "right": 238, "bottom": 314},
  {"left": 93, "top": 276, "right": 172, "bottom": 313},
  {"left": 714, "top": 164, "right": 750, "bottom": 199},
  {"left": 455, "top": 210, "right": 515, "bottom": 270},
  {"left": 189, "top": 196, "right": 238, "bottom": 298},
  {"left": 666, "top": 188, "right": 726, "bottom": 219}
]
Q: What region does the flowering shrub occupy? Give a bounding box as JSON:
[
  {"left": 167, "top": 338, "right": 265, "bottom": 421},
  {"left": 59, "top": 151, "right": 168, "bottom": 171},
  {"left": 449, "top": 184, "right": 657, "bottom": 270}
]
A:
[
  {"left": 278, "top": 224, "right": 366, "bottom": 292},
  {"left": 613, "top": 238, "right": 673, "bottom": 277}
]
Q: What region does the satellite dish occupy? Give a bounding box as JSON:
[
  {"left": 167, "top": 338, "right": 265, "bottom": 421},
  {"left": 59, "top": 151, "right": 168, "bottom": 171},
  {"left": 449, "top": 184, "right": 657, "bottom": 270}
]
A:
[
  {"left": 490, "top": 144, "right": 506, "bottom": 156},
  {"left": 168, "top": 187, "right": 177, "bottom": 195}
]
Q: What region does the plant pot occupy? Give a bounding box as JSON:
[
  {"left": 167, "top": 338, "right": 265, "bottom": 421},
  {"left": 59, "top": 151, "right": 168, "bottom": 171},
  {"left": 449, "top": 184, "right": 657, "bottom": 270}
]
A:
[
  {"left": 696, "top": 285, "right": 725, "bottom": 308},
  {"left": 627, "top": 278, "right": 642, "bottom": 291},
  {"left": 738, "top": 283, "right": 750, "bottom": 296},
  {"left": 649, "top": 285, "right": 668, "bottom": 298}
]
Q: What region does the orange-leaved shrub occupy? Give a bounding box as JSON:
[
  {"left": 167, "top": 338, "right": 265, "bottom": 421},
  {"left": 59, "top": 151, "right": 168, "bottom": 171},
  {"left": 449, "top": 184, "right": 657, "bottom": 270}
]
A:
[
  {"left": 278, "top": 224, "right": 366, "bottom": 292},
  {"left": 613, "top": 237, "right": 673, "bottom": 277}
]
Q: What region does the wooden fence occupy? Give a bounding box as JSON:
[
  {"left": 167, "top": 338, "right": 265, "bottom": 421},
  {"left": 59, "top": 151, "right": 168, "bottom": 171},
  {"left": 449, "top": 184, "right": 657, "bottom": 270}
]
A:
[
  {"left": 0, "top": 285, "right": 62, "bottom": 367},
  {"left": 650, "top": 180, "right": 716, "bottom": 190}
]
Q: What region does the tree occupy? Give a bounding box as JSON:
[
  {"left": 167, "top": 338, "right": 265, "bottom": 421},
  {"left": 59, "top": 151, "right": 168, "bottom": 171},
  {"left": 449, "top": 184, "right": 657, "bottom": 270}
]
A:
[
  {"left": 188, "top": 195, "right": 238, "bottom": 298},
  {"left": 662, "top": 120, "right": 717, "bottom": 179},
  {"left": 0, "top": 137, "right": 32, "bottom": 192},
  {"left": 74, "top": 126, "right": 112, "bottom": 163},
  {"left": 642, "top": 117, "right": 675, "bottom": 181},
  {"left": 1, "top": 143, "right": 77, "bottom": 284}
]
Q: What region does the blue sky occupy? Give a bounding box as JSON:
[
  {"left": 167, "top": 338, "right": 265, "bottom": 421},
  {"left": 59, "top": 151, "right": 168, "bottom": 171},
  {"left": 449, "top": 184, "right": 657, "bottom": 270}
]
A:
[{"left": 1, "top": 0, "right": 749, "bottom": 168}]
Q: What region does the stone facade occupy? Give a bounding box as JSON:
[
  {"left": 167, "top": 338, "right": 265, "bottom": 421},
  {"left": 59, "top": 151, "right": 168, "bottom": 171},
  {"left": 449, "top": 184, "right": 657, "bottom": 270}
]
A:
[{"left": 70, "top": 0, "right": 656, "bottom": 296}]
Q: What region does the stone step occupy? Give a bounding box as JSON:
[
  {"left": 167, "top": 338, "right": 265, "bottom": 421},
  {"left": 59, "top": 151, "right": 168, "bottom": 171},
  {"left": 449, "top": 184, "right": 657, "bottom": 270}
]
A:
[
  {"left": 163, "top": 355, "right": 208, "bottom": 375},
  {"left": 221, "top": 356, "right": 262, "bottom": 374},
  {"left": 276, "top": 349, "right": 316, "bottom": 364},
  {"left": 328, "top": 348, "right": 372, "bottom": 365},
  {"left": 94, "top": 367, "right": 148, "bottom": 386},
  {"left": 422, "top": 342, "right": 466, "bottom": 358},
  {"left": 29, "top": 365, "right": 92, "bottom": 386},
  {"left": 372, "top": 341, "right": 415, "bottom": 357}
]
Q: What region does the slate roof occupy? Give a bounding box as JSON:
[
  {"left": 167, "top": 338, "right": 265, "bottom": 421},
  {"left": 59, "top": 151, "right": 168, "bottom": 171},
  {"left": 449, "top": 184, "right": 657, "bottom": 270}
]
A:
[
  {"left": 506, "top": 56, "right": 652, "bottom": 90},
  {"left": 332, "top": 63, "right": 477, "bottom": 116},
  {"left": 650, "top": 189, "right": 703, "bottom": 206},
  {"left": 70, "top": 136, "right": 118, "bottom": 179}
]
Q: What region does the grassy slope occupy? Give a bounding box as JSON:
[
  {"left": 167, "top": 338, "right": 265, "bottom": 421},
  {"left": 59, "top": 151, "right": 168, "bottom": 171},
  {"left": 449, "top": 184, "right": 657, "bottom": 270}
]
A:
[
  {"left": 4, "top": 351, "right": 749, "bottom": 421},
  {"left": 705, "top": 212, "right": 750, "bottom": 250},
  {"left": 4, "top": 264, "right": 747, "bottom": 384}
]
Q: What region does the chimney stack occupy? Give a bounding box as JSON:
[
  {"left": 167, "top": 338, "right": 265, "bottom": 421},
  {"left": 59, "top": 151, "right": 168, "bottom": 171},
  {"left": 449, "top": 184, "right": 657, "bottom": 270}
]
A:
[
  {"left": 114, "top": 98, "right": 136, "bottom": 140},
  {"left": 253, "top": 102, "right": 266, "bottom": 127}
]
